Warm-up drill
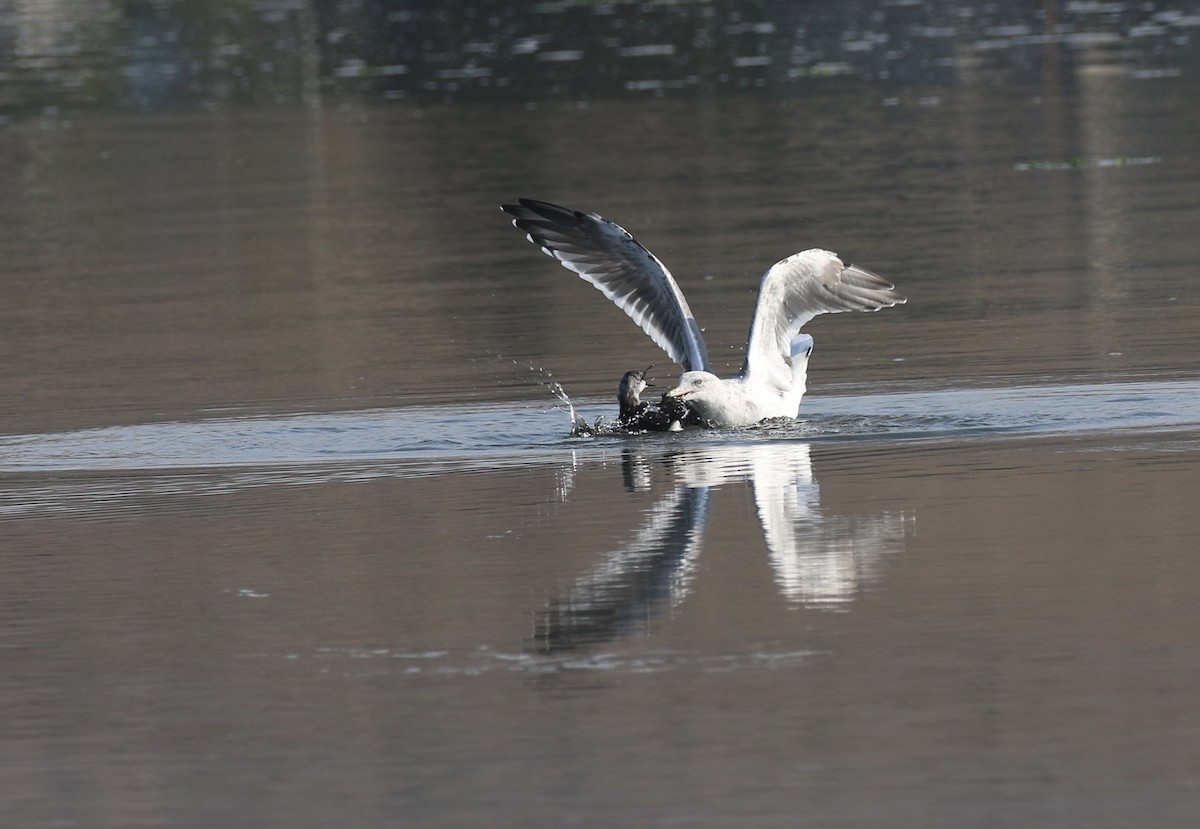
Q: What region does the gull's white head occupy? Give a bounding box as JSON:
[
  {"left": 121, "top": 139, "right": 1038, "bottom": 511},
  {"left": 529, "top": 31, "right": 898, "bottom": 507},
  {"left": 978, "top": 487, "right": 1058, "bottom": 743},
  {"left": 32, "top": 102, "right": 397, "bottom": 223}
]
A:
[{"left": 665, "top": 371, "right": 723, "bottom": 419}]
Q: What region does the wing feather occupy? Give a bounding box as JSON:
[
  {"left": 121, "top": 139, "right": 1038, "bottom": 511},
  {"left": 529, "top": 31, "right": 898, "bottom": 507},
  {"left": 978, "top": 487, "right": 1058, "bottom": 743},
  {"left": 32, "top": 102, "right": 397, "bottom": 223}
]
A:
[
  {"left": 501, "top": 199, "right": 710, "bottom": 372},
  {"left": 740, "top": 250, "right": 906, "bottom": 393}
]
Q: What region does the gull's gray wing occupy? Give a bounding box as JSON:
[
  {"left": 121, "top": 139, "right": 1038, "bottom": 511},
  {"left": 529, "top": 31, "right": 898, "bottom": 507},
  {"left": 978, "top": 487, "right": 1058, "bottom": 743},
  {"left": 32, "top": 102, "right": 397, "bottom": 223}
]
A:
[
  {"left": 502, "top": 198, "right": 710, "bottom": 372},
  {"left": 740, "top": 249, "right": 906, "bottom": 393}
]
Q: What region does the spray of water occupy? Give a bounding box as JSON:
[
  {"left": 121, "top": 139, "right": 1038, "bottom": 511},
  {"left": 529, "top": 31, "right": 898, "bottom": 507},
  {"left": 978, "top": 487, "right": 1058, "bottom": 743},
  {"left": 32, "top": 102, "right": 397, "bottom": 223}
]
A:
[
  {"left": 480, "top": 352, "right": 638, "bottom": 436},
  {"left": 486, "top": 353, "right": 613, "bottom": 436},
  {"left": 544, "top": 374, "right": 596, "bottom": 436}
]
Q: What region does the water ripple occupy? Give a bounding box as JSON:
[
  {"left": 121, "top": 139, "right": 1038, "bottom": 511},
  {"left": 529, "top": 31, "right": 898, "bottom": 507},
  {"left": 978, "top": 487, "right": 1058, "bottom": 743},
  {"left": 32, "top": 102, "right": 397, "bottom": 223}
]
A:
[
  {"left": 1, "top": 378, "right": 1198, "bottom": 520},
  {"left": 245, "top": 645, "right": 820, "bottom": 678},
  {"left": 1, "top": 379, "right": 1198, "bottom": 475}
]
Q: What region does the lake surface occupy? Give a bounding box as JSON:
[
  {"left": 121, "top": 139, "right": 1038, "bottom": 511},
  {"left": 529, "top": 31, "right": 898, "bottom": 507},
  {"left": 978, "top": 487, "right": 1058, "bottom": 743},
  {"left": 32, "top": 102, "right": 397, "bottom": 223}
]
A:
[{"left": 3, "top": 2, "right": 1200, "bottom": 827}]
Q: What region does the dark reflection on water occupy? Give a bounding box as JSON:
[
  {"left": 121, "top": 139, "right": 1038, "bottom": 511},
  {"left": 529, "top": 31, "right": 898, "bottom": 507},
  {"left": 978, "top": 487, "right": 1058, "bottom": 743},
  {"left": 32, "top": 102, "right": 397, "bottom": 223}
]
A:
[
  {"left": 534, "top": 443, "right": 909, "bottom": 652},
  {"left": 2, "top": 0, "right": 1200, "bottom": 113},
  {"left": 534, "top": 465, "right": 712, "bottom": 652}
]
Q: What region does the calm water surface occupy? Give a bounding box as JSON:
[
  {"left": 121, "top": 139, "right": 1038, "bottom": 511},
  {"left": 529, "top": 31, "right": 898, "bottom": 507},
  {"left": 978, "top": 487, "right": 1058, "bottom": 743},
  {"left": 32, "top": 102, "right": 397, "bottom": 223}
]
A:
[{"left": 4, "top": 3, "right": 1200, "bottom": 827}]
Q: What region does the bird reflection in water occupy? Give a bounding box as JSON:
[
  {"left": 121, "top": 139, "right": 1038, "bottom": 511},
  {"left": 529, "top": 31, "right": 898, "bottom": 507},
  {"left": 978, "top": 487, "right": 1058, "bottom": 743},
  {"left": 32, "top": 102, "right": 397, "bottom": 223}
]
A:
[{"left": 532, "top": 443, "right": 910, "bottom": 653}]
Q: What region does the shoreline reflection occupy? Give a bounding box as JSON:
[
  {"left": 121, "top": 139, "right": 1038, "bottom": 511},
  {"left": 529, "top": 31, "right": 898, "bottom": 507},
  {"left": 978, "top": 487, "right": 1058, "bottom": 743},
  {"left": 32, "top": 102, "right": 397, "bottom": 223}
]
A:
[{"left": 533, "top": 443, "right": 910, "bottom": 652}]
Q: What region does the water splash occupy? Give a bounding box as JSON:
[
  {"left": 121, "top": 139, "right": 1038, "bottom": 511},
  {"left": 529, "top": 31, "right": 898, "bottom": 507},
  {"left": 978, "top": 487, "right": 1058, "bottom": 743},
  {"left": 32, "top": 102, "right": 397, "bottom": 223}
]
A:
[
  {"left": 546, "top": 378, "right": 598, "bottom": 437},
  {"left": 511, "top": 359, "right": 598, "bottom": 436},
  {"left": 489, "top": 352, "right": 620, "bottom": 437}
]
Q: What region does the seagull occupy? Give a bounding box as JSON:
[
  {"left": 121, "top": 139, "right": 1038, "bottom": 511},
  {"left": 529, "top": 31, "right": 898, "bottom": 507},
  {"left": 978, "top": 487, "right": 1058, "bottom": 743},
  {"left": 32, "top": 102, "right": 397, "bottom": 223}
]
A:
[{"left": 501, "top": 198, "right": 906, "bottom": 427}]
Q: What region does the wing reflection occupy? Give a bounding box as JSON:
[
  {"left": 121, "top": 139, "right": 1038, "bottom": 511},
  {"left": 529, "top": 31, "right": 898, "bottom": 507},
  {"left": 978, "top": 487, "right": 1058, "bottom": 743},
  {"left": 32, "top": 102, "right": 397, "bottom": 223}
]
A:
[
  {"left": 533, "top": 481, "right": 709, "bottom": 652},
  {"left": 534, "top": 443, "right": 909, "bottom": 651},
  {"left": 745, "top": 447, "right": 905, "bottom": 610}
]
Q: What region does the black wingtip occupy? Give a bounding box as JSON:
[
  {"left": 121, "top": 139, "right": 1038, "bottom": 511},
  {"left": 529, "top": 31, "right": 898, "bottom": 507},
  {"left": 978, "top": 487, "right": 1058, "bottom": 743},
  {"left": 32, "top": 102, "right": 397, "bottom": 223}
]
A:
[
  {"left": 502, "top": 198, "right": 590, "bottom": 227},
  {"left": 518, "top": 197, "right": 561, "bottom": 210}
]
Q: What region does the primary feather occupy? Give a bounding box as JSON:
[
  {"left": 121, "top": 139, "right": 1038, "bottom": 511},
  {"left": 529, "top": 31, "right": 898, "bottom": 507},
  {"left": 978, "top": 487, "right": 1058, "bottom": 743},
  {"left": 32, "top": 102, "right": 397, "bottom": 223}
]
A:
[{"left": 501, "top": 198, "right": 709, "bottom": 372}]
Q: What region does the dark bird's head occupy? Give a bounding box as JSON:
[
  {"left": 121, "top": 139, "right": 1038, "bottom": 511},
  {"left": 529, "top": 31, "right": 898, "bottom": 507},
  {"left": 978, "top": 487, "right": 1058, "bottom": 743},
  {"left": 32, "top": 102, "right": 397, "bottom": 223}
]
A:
[{"left": 617, "top": 366, "right": 655, "bottom": 421}]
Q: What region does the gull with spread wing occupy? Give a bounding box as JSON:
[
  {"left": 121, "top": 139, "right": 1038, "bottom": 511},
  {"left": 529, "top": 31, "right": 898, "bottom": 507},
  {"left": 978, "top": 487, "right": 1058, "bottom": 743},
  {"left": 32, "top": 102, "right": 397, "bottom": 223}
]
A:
[{"left": 501, "top": 198, "right": 906, "bottom": 428}]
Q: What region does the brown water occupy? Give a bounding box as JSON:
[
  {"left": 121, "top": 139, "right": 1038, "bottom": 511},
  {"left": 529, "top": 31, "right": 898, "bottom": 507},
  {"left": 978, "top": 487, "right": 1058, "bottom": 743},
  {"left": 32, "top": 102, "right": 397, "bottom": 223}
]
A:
[{"left": 4, "top": 4, "right": 1200, "bottom": 828}]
